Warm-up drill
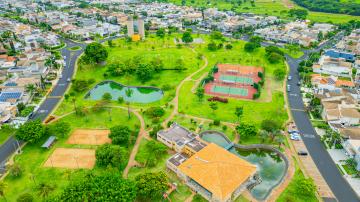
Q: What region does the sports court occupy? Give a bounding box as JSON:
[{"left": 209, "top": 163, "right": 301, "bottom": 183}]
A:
[
  {"left": 204, "top": 64, "right": 263, "bottom": 100},
  {"left": 43, "top": 148, "right": 95, "bottom": 169},
  {"left": 67, "top": 129, "right": 111, "bottom": 145},
  {"left": 212, "top": 85, "right": 249, "bottom": 96},
  {"left": 219, "top": 75, "right": 254, "bottom": 85}
]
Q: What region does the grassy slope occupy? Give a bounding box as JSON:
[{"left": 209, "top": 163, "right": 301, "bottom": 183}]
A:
[
  {"left": 0, "top": 127, "right": 15, "bottom": 145},
  {"left": 169, "top": 0, "right": 360, "bottom": 23},
  {"left": 2, "top": 108, "right": 139, "bottom": 202}
]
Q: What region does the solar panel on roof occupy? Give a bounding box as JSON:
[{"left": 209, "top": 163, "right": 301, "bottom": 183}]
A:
[
  {"left": 4, "top": 82, "right": 17, "bottom": 87},
  {"left": 0, "top": 92, "right": 22, "bottom": 102}
]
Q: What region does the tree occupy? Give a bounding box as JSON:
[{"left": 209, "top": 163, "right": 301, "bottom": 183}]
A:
[
  {"left": 209, "top": 101, "right": 218, "bottom": 113},
  {"left": 249, "top": 36, "right": 262, "bottom": 47},
  {"left": 136, "top": 63, "right": 155, "bottom": 82},
  {"left": 109, "top": 125, "right": 132, "bottom": 145},
  {"left": 144, "top": 107, "right": 165, "bottom": 118},
  {"left": 95, "top": 144, "right": 126, "bottom": 168},
  {"left": 182, "top": 31, "right": 193, "bottom": 43},
  {"left": 225, "top": 44, "right": 233, "bottom": 50},
  {"left": 16, "top": 119, "right": 46, "bottom": 143},
  {"left": 317, "top": 31, "right": 324, "bottom": 41},
  {"left": 273, "top": 68, "right": 286, "bottom": 80},
  {"left": 207, "top": 42, "right": 218, "bottom": 51},
  {"left": 102, "top": 92, "right": 112, "bottom": 101},
  {"left": 48, "top": 121, "right": 70, "bottom": 138},
  {"left": 37, "top": 182, "right": 55, "bottom": 199},
  {"left": 17, "top": 193, "right": 34, "bottom": 202},
  {"left": 244, "top": 42, "right": 256, "bottom": 52},
  {"left": 297, "top": 178, "right": 316, "bottom": 196},
  {"left": 0, "top": 181, "right": 6, "bottom": 201},
  {"left": 196, "top": 88, "right": 205, "bottom": 101},
  {"left": 54, "top": 173, "right": 136, "bottom": 201},
  {"left": 259, "top": 130, "right": 269, "bottom": 143},
  {"left": 125, "top": 88, "right": 133, "bottom": 119},
  {"left": 83, "top": 42, "right": 108, "bottom": 64},
  {"left": 25, "top": 84, "right": 36, "bottom": 96},
  {"left": 235, "top": 106, "right": 243, "bottom": 122},
  {"left": 136, "top": 172, "right": 168, "bottom": 199},
  {"left": 144, "top": 140, "right": 167, "bottom": 167},
  {"left": 156, "top": 28, "right": 166, "bottom": 38},
  {"left": 274, "top": 136, "right": 284, "bottom": 148},
  {"left": 268, "top": 52, "right": 283, "bottom": 64},
  {"left": 107, "top": 39, "right": 113, "bottom": 47},
  {"left": 289, "top": 9, "right": 308, "bottom": 20},
  {"left": 9, "top": 163, "right": 22, "bottom": 177},
  {"left": 261, "top": 119, "right": 280, "bottom": 132},
  {"left": 236, "top": 123, "right": 257, "bottom": 140},
  {"left": 210, "top": 31, "right": 223, "bottom": 41}
]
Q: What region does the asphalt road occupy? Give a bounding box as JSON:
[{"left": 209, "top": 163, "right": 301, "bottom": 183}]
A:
[
  {"left": 286, "top": 33, "right": 359, "bottom": 202},
  {"left": 0, "top": 39, "right": 85, "bottom": 169}
]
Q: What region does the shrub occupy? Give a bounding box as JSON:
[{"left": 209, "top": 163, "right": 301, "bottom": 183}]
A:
[
  {"left": 213, "top": 119, "right": 220, "bottom": 126},
  {"left": 9, "top": 163, "right": 22, "bottom": 177},
  {"left": 207, "top": 96, "right": 228, "bottom": 103},
  {"left": 144, "top": 107, "right": 165, "bottom": 118}
]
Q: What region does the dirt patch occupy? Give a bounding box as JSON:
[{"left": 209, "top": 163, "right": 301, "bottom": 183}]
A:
[
  {"left": 67, "top": 129, "right": 111, "bottom": 145},
  {"left": 43, "top": 148, "right": 95, "bottom": 169}
]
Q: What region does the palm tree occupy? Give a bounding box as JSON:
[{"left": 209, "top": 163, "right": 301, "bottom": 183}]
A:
[
  {"left": 0, "top": 181, "right": 7, "bottom": 201},
  {"left": 37, "top": 182, "right": 55, "bottom": 199},
  {"left": 259, "top": 130, "right": 269, "bottom": 143},
  {"left": 274, "top": 136, "right": 284, "bottom": 149},
  {"left": 25, "top": 84, "right": 36, "bottom": 97},
  {"left": 125, "top": 88, "right": 133, "bottom": 119}
]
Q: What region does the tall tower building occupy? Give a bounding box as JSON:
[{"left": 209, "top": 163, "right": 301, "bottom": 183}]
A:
[
  {"left": 127, "top": 17, "right": 134, "bottom": 37},
  {"left": 138, "top": 18, "right": 145, "bottom": 39}
]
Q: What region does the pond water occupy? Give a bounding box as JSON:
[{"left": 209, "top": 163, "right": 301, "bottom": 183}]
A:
[
  {"left": 200, "top": 131, "right": 287, "bottom": 201},
  {"left": 85, "top": 81, "right": 163, "bottom": 103}
]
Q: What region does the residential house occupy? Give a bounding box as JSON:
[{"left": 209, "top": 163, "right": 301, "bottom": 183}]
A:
[
  {"left": 313, "top": 55, "right": 353, "bottom": 78},
  {"left": 343, "top": 139, "right": 360, "bottom": 171}
]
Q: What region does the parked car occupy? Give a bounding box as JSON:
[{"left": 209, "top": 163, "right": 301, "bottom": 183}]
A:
[
  {"left": 288, "top": 130, "right": 299, "bottom": 134},
  {"left": 288, "top": 75, "right": 292, "bottom": 80},
  {"left": 297, "top": 81, "right": 301, "bottom": 86},
  {"left": 298, "top": 150, "right": 308, "bottom": 156},
  {"left": 67, "top": 78, "right": 71, "bottom": 82},
  {"left": 287, "top": 85, "right": 291, "bottom": 92},
  {"left": 290, "top": 134, "right": 301, "bottom": 141}
]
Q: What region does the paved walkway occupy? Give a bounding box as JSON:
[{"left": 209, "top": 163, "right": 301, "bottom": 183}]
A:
[{"left": 291, "top": 138, "right": 335, "bottom": 198}]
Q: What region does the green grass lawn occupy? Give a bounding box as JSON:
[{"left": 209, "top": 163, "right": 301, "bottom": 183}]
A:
[
  {"left": 54, "top": 33, "right": 204, "bottom": 117},
  {"left": 0, "top": 127, "right": 15, "bottom": 145},
  {"left": 169, "top": 0, "right": 360, "bottom": 23},
  {"left": 2, "top": 108, "right": 139, "bottom": 202}
]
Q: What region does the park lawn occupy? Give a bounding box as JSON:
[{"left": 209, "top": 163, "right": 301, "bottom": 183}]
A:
[
  {"left": 54, "top": 34, "right": 204, "bottom": 116},
  {"left": 282, "top": 48, "right": 304, "bottom": 59},
  {"left": 2, "top": 108, "right": 139, "bottom": 202},
  {"left": 68, "top": 46, "right": 81, "bottom": 51},
  {"left": 0, "top": 127, "right": 15, "bottom": 145},
  {"left": 169, "top": 0, "right": 360, "bottom": 23}
]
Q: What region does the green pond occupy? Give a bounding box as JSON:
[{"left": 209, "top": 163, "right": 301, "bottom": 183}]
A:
[
  {"left": 200, "top": 131, "right": 286, "bottom": 201},
  {"left": 85, "top": 81, "right": 163, "bottom": 103}
]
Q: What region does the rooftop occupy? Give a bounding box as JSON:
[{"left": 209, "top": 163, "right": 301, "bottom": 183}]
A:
[
  {"left": 185, "top": 138, "right": 207, "bottom": 152},
  {"left": 168, "top": 153, "right": 189, "bottom": 167},
  {"left": 158, "top": 123, "right": 196, "bottom": 146},
  {"left": 178, "top": 143, "right": 257, "bottom": 201}
]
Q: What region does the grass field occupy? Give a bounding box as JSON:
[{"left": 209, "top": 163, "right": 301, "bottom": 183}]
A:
[
  {"left": 2, "top": 108, "right": 139, "bottom": 201},
  {"left": 54, "top": 34, "right": 204, "bottom": 117},
  {"left": 179, "top": 37, "right": 288, "bottom": 128},
  {"left": 169, "top": 0, "right": 360, "bottom": 23}
]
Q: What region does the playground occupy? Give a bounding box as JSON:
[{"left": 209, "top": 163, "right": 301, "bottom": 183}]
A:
[
  {"left": 204, "top": 64, "right": 263, "bottom": 99},
  {"left": 43, "top": 148, "right": 96, "bottom": 169},
  {"left": 67, "top": 129, "right": 111, "bottom": 145}
]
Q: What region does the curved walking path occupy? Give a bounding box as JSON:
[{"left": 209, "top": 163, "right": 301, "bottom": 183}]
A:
[{"left": 162, "top": 48, "right": 208, "bottom": 128}]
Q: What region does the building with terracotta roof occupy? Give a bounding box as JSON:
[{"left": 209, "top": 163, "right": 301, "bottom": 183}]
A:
[
  {"left": 311, "top": 74, "right": 355, "bottom": 91},
  {"left": 176, "top": 143, "right": 257, "bottom": 201},
  {"left": 322, "top": 100, "right": 360, "bottom": 127}
]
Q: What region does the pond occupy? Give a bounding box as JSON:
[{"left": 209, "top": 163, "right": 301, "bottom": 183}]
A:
[
  {"left": 199, "top": 131, "right": 287, "bottom": 201},
  {"left": 85, "top": 81, "right": 163, "bottom": 103}
]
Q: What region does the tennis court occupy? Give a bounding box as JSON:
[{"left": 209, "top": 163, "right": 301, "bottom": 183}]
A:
[
  {"left": 219, "top": 75, "right": 253, "bottom": 85},
  {"left": 211, "top": 85, "right": 249, "bottom": 96}
]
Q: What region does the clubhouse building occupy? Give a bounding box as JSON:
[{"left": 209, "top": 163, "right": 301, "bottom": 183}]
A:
[{"left": 158, "top": 123, "right": 258, "bottom": 202}]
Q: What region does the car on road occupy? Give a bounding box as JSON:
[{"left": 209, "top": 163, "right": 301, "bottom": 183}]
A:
[
  {"left": 297, "top": 81, "right": 301, "bottom": 86},
  {"left": 288, "top": 75, "right": 292, "bottom": 80},
  {"left": 287, "top": 85, "right": 291, "bottom": 92},
  {"left": 67, "top": 78, "right": 71, "bottom": 82},
  {"left": 297, "top": 150, "right": 308, "bottom": 156},
  {"left": 59, "top": 74, "right": 63, "bottom": 79}
]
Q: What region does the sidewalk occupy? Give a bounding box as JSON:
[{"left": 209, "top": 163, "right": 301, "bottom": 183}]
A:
[{"left": 291, "top": 139, "right": 335, "bottom": 198}]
